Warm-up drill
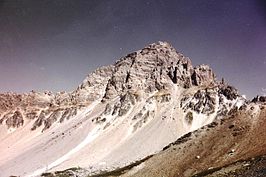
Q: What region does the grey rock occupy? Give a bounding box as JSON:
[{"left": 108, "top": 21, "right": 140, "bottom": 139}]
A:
[
  {"left": 6, "top": 110, "right": 24, "bottom": 128},
  {"left": 191, "top": 64, "right": 216, "bottom": 86},
  {"left": 252, "top": 96, "right": 266, "bottom": 103},
  {"left": 219, "top": 85, "right": 239, "bottom": 100}
]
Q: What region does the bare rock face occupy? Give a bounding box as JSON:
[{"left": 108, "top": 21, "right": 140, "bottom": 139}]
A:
[
  {"left": 218, "top": 84, "right": 239, "bottom": 100},
  {"left": 191, "top": 64, "right": 216, "bottom": 86},
  {"left": 252, "top": 96, "right": 266, "bottom": 103},
  {"left": 180, "top": 84, "right": 245, "bottom": 122},
  {"left": 5, "top": 110, "right": 24, "bottom": 128},
  {"left": 74, "top": 65, "right": 115, "bottom": 103},
  {"left": 181, "top": 89, "right": 217, "bottom": 115},
  {"left": 103, "top": 42, "right": 209, "bottom": 100}
]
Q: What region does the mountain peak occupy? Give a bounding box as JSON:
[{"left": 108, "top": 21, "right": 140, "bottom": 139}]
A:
[
  {"left": 146, "top": 41, "right": 174, "bottom": 49},
  {"left": 102, "top": 41, "right": 216, "bottom": 100},
  {"left": 0, "top": 41, "right": 249, "bottom": 177}
]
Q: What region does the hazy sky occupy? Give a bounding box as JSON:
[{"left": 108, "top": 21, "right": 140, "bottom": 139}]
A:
[{"left": 0, "top": 0, "right": 265, "bottom": 98}]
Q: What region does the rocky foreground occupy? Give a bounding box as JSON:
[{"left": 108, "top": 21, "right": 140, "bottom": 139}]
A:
[{"left": 0, "top": 42, "right": 265, "bottom": 177}]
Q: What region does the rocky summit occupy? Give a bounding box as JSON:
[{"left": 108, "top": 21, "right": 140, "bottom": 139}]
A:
[{"left": 0, "top": 42, "right": 265, "bottom": 177}]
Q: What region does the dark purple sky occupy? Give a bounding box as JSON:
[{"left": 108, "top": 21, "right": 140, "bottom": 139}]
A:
[{"left": 0, "top": 0, "right": 265, "bottom": 98}]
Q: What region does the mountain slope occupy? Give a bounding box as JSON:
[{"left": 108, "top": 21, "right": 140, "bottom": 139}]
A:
[
  {"left": 118, "top": 102, "right": 266, "bottom": 177},
  {"left": 0, "top": 42, "right": 247, "bottom": 177},
  {"left": 39, "top": 100, "right": 266, "bottom": 177}
]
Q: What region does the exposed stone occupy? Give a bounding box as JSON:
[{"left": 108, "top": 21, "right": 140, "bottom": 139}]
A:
[
  {"left": 185, "top": 112, "right": 193, "bottom": 124},
  {"left": 219, "top": 85, "right": 239, "bottom": 100},
  {"left": 252, "top": 96, "right": 266, "bottom": 103},
  {"left": 6, "top": 111, "right": 24, "bottom": 128},
  {"left": 92, "top": 116, "right": 107, "bottom": 124},
  {"left": 181, "top": 89, "right": 217, "bottom": 114},
  {"left": 43, "top": 110, "right": 62, "bottom": 131},
  {"left": 31, "top": 111, "right": 45, "bottom": 131},
  {"left": 103, "top": 41, "right": 195, "bottom": 100},
  {"left": 26, "top": 111, "right": 38, "bottom": 119},
  {"left": 59, "top": 107, "right": 77, "bottom": 123},
  {"left": 103, "top": 103, "right": 113, "bottom": 115},
  {"left": 191, "top": 64, "right": 216, "bottom": 86}
]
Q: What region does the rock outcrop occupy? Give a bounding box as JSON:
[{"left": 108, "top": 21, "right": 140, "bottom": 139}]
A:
[
  {"left": 103, "top": 42, "right": 216, "bottom": 101},
  {"left": 191, "top": 64, "right": 216, "bottom": 86},
  {"left": 252, "top": 96, "right": 266, "bottom": 103}
]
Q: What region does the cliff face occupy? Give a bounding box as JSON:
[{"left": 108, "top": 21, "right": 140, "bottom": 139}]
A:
[
  {"left": 102, "top": 42, "right": 217, "bottom": 99},
  {"left": 0, "top": 42, "right": 247, "bottom": 177}
]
